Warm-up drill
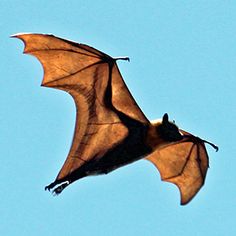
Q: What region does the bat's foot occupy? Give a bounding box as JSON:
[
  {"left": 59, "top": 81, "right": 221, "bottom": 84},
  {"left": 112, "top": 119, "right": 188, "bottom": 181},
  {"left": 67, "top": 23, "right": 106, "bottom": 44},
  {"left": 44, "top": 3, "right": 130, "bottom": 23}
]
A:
[
  {"left": 52, "top": 182, "right": 69, "bottom": 195},
  {"left": 45, "top": 182, "right": 57, "bottom": 192},
  {"left": 45, "top": 181, "right": 70, "bottom": 195}
]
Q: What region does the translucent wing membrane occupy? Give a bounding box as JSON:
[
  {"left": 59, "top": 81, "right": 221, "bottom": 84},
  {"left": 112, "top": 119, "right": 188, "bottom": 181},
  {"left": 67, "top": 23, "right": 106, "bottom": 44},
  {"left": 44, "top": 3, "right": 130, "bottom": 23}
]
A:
[
  {"left": 146, "top": 133, "right": 216, "bottom": 205},
  {"left": 15, "top": 33, "right": 149, "bottom": 192}
]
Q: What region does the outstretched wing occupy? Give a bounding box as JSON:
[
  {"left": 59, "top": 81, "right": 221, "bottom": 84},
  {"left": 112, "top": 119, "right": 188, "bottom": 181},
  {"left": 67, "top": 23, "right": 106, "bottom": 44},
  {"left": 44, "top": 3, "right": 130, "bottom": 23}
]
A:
[
  {"left": 146, "top": 131, "right": 211, "bottom": 205},
  {"left": 14, "top": 33, "right": 149, "bottom": 188}
]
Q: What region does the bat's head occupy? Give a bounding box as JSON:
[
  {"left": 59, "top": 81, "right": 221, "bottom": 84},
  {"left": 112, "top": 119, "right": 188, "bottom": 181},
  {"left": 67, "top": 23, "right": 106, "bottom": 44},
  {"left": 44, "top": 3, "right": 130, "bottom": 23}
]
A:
[{"left": 157, "top": 113, "right": 183, "bottom": 142}]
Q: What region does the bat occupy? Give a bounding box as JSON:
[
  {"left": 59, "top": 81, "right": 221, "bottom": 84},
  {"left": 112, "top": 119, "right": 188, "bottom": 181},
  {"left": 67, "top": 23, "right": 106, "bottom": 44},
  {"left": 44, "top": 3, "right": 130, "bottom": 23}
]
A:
[{"left": 13, "top": 33, "right": 218, "bottom": 205}]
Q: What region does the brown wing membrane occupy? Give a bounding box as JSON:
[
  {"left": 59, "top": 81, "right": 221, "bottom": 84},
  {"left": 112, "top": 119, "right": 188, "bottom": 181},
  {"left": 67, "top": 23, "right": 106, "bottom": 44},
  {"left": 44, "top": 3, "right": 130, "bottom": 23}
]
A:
[
  {"left": 146, "top": 133, "right": 210, "bottom": 205},
  {"left": 14, "top": 33, "right": 149, "bottom": 190}
]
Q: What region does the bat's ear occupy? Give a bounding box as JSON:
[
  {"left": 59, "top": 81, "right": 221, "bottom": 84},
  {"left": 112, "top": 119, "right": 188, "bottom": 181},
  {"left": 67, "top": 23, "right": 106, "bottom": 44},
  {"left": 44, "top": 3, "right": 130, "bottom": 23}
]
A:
[{"left": 162, "top": 113, "right": 169, "bottom": 124}]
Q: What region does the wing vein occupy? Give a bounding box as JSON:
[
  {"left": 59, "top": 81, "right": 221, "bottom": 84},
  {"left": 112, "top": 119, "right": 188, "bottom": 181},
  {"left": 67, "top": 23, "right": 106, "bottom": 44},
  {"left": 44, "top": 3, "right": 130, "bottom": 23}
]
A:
[
  {"left": 163, "top": 144, "right": 195, "bottom": 180},
  {"left": 26, "top": 48, "right": 102, "bottom": 59},
  {"left": 43, "top": 61, "right": 106, "bottom": 86}
]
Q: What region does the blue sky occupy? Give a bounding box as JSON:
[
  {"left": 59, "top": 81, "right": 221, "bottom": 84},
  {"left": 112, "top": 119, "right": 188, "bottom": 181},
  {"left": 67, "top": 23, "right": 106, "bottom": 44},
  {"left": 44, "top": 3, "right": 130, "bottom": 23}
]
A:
[{"left": 1, "top": 1, "right": 235, "bottom": 235}]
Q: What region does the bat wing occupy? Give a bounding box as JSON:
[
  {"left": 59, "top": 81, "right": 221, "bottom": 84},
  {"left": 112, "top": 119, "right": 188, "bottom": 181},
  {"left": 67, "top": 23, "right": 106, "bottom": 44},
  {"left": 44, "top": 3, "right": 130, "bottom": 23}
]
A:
[
  {"left": 14, "top": 33, "right": 149, "bottom": 191},
  {"left": 146, "top": 131, "right": 211, "bottom": 205}
]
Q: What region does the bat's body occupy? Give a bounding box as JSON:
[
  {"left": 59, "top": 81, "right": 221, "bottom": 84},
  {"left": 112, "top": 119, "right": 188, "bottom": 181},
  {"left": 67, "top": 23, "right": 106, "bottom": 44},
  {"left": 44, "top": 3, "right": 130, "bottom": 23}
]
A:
[
  {"left": 14, "top": 33, "right": 218, "bottom": 205},
  {"left": 49, "top": 117, "right": 152, "bottom": 191}
]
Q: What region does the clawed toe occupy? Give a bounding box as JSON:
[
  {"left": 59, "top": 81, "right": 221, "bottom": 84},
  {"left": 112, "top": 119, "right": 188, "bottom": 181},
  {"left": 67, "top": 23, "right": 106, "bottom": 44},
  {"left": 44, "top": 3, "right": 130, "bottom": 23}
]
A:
[
  {"left": 45, "top": 182, "right": 57, "bottom": 191},
  {"left": 45, "top": 181, "right": 70, "bottom": 195}
]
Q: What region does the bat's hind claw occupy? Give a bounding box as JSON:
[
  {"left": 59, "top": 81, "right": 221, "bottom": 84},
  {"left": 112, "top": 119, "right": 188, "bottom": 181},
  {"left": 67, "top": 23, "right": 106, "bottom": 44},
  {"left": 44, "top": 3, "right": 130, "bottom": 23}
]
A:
[
  {"left": 45, "top": 182, "right": 57, "bottom": 191},
  {"left": 45, "top": 180, "right": 70, "bottom": 195}
]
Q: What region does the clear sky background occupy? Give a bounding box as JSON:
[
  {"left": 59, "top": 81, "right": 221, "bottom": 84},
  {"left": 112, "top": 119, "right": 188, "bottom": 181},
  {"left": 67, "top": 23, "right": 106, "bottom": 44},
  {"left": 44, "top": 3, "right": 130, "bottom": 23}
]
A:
[{"left": 1, "top": 1, "right": 235, "bottom": 235}]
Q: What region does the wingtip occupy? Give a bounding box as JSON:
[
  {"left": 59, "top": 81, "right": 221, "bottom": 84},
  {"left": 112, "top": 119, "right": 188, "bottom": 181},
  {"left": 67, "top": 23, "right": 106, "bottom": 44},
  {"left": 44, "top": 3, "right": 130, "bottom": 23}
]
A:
[
  {"left": 10, "top": 33, "right": 27, "bottom": 45},
  {"left": 10, "top": 32, "right": 29, "bottom": 38},
  {"left": 10, "top": 34, "right": 16, "bottom": 38}
]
